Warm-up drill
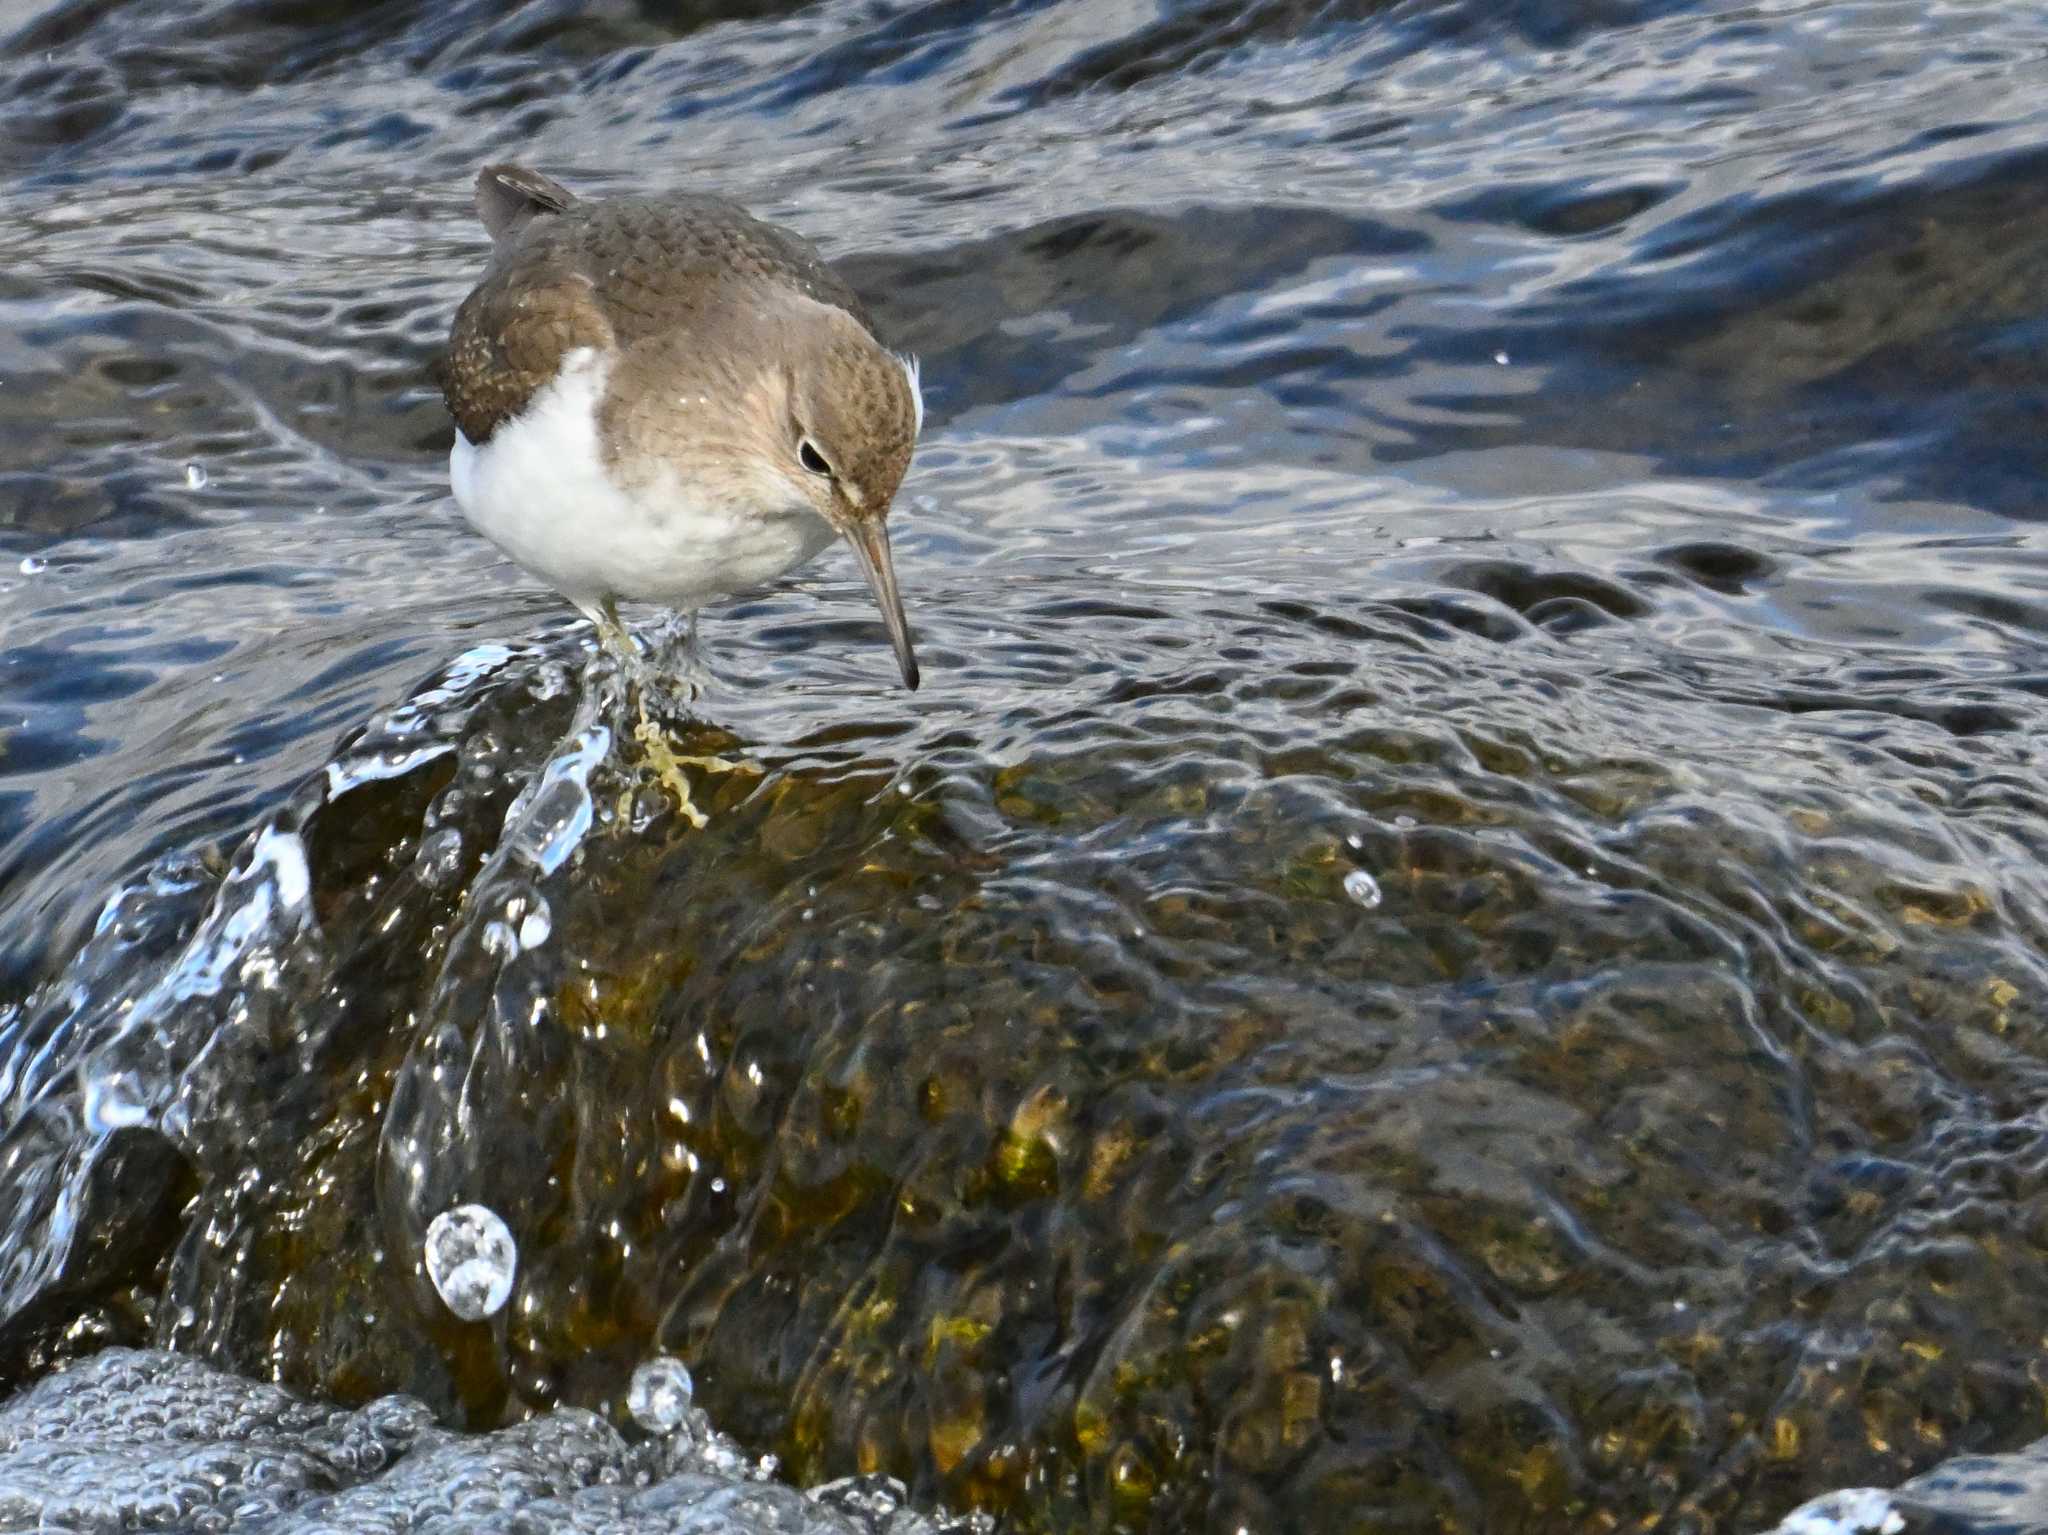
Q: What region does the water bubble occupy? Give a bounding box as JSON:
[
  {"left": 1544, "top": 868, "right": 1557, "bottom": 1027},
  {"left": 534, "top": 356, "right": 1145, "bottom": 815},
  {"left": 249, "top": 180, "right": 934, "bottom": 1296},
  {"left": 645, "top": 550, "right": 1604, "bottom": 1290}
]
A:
[
  {"left": 17, "top": 555, "right": 45, "bottom": 575},
  {"left": 424, "top": 1203, "right": 517, "bottom": 1320},
  {"left": 184, "top": 462, "right": 208, "bottom": 490},
  {"left": 517, "top": 900, "right": 551, "bottom": 949},
  {"left": 1342, "top": 869, "right": 1383, "bottom": 909},
  {"left": 626, "top": 1355, "right": 695, "bottom": 1433},
  {"left": 416, "top": 827, "right": 464, "bottom": 887},
  {"left": 1494, "top": 350, "right": 1510, "bottom": 365},
  {"left": 810, "top": 1476, "right": 910, "bottom": 1519}
]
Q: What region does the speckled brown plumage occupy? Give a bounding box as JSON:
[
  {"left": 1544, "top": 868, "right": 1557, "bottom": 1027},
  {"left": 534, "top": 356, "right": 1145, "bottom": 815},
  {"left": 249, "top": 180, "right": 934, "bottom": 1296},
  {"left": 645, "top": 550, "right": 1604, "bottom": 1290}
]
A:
[
  {"left": 438, "top": 163, "right": 924, "bottom": 688},
  {"left": 441, "top": 167, "right": 877, "bottom": 446}
]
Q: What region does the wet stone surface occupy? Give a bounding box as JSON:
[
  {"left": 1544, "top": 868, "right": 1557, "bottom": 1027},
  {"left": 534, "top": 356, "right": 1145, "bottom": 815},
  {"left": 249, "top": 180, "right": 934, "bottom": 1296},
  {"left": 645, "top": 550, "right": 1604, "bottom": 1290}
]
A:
[{"left": 3, "top": 609, "right": 2047, "bottom": 1531}]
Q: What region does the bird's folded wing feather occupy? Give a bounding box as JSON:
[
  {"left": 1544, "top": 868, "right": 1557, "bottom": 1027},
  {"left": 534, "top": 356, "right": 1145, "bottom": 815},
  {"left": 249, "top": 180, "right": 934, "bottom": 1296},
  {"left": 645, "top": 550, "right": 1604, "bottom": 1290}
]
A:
[
  {"left": 442, "top": 251, "right": 615, "bottom": 444},
  {"left": 439, "top": 174, "right": 879, "bottom": 443}
]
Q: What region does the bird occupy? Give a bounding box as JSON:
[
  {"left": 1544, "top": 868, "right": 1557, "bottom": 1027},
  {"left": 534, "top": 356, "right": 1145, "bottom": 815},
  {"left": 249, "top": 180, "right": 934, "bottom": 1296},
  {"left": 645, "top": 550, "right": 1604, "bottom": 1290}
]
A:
[{"left": 438, "top": 163, "right": 922, "bottom": 690}]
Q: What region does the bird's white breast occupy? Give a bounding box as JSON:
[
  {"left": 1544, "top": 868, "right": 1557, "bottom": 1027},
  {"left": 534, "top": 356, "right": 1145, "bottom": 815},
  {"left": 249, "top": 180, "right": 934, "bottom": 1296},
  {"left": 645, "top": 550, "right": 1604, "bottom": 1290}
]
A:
[{"left": 449, "top": 347, "right": 835, "bottom": 617}]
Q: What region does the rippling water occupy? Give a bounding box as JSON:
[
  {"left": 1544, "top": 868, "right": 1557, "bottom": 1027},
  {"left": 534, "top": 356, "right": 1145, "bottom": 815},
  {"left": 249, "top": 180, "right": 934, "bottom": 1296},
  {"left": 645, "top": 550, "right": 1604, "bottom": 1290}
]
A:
[{"left": 4, "top": 0, "right": 2048, "bottom": 1530}]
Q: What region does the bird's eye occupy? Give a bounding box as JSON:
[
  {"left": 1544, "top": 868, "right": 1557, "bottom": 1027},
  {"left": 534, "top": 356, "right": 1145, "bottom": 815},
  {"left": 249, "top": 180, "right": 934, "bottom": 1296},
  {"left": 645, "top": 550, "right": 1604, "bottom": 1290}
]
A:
[{"left": 798, "top": 439, "right": 833, "bottom": 477}]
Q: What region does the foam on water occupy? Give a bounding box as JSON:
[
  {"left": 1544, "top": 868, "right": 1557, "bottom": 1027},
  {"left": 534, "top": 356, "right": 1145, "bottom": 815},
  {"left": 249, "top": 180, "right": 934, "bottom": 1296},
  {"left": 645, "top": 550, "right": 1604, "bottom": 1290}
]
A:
[
  {"left": 0, "top": 1349, "right": 977, "bottom": 1534},
  {"left": 1768, "top": 1489, "right": 1905, "bottom": 1535}
]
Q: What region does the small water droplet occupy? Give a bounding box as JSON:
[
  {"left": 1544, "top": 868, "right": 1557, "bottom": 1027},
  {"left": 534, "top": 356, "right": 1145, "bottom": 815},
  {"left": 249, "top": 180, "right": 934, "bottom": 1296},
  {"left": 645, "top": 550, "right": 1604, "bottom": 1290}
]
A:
[
  {"left": 1494, "top": 350, "right": 1510, "bottom": 365},
  {"left": 424, "top": 1203, "right": 517, "bottom": 1320},
  {"left": 81, "top": 1068, "right": 153, "bottom": 1132},
  {"left": 528, "top": 662, "right": 570, "bottom": 701},
  {"left": 17, "top": 556, "right": 44, "bottom": 576},
  {"left": 627, "top": 1356, "right": 695, "bottom": 1432},
  {"left": 517, "top": 899, "right": 551, "bottom": 949},
  {"left": 185, "top": 462, "right": 208, "bottom": 490},
  {"left": 1342, "top": 869, "right": 1382, "bottom": 909}
]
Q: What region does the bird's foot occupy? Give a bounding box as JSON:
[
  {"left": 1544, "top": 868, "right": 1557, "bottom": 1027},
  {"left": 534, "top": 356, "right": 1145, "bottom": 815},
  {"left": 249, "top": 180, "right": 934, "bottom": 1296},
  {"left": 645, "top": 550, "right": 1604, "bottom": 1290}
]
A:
[
  {"left": 637, "top": 609, "right": 713, "bottom": 706},
  {"left": 587, "top": 596, "right": 642, "bottom": 664},
  {"left": 625, "top": 690, "right": 759, "bottom": 830}
]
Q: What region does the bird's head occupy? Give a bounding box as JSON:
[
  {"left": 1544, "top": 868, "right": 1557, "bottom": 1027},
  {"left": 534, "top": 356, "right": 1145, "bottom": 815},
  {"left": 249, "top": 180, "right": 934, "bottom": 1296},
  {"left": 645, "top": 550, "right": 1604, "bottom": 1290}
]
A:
[{"left": 761, "top": 298, "right": 923, "bottom": 689}]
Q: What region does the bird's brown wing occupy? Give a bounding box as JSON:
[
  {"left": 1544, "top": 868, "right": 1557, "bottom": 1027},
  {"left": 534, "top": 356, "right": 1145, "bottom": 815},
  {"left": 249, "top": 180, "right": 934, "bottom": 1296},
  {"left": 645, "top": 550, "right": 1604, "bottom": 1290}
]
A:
[
  {"left": 562, "top": 194, "right": 878, "bottom": 342},
  {"left": 441, "top": 245, "right": 615, "bottom": 444},
  {"left": 439, "top": 168, "right": 878, "bottom": 442}
]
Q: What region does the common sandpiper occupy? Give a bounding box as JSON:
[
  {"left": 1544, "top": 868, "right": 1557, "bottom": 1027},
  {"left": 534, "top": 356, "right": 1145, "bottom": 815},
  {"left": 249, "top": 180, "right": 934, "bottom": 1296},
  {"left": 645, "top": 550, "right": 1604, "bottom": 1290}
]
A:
[{"left": 439, "top": 164, "right": 922, "bottom": 689}]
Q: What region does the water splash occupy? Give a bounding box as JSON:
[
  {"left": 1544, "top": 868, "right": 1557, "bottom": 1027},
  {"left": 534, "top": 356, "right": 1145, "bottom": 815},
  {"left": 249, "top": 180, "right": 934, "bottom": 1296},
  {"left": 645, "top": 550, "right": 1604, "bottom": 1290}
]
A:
[{"left": 0, "top": 642, "right": 552, "bottom": 1334}]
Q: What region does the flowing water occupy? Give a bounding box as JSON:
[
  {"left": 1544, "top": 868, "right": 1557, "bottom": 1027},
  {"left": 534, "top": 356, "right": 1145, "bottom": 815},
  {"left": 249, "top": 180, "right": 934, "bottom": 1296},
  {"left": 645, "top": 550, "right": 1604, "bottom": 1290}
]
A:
[{"left": 3, "top": 0, "right": 2048, "bottom": 1530}]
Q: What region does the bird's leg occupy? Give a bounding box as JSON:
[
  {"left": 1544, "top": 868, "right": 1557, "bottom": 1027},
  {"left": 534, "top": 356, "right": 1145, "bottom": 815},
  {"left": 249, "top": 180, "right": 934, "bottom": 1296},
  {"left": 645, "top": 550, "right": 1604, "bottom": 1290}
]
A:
[
  {"left": 587, "top": 595, "right": 681, "bottom": 722},
  {"left": 574, "top": 601, "right": 750, "bottom": 828},
  {"left": 658, "top": 609, "right": 712, "bottom": 702},
  {"left": 590, "top": 596, "right": 641, "bottom": 663},
  {"left": 677, "top": 609, "right": 716, "bottom": 699},
  {"left": 621, "top": 611, "right": 755, "bottom": 828}
]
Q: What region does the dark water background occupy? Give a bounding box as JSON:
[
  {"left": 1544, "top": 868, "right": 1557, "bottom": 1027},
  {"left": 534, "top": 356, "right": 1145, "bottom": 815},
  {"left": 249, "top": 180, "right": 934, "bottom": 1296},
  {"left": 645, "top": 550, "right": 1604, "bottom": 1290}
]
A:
[{"left": 3, "top": 0, "right": 2048, "bottom": 1530}]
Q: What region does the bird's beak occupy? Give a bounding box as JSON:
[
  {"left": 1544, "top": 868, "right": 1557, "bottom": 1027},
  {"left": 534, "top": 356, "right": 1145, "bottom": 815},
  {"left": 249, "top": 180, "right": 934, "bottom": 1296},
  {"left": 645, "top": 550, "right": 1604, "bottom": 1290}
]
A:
[{"left": 839, "top": 517, "right": 920, "bottom": 690}]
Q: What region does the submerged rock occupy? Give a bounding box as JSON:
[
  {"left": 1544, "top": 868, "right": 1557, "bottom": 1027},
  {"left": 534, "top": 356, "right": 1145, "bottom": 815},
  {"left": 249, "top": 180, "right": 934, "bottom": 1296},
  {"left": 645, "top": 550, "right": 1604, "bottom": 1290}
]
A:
[{"left": 2, "top": 602, "right": 2046, "bottom": 1533}]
